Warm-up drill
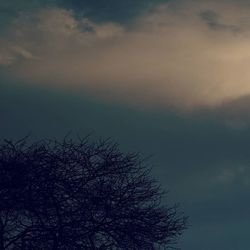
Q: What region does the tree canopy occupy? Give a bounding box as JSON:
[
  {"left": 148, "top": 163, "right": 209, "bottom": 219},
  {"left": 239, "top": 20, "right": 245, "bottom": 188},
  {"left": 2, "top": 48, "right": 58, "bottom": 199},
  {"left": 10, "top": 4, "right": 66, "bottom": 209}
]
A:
[{"left": 0, "top": 137, "right": 187, "bottom": 250}]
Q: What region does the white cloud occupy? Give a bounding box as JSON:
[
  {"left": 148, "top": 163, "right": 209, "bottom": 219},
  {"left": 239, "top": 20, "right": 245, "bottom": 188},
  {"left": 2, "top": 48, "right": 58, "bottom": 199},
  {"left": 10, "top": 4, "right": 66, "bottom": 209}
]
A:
[{"left": 2, "top": 2, "right": 250, "bottom": 111}]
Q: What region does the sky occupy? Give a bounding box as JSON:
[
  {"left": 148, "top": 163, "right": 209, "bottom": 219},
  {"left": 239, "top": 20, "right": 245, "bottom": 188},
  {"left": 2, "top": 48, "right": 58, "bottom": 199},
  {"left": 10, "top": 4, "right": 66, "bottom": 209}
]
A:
[{"left": 1, "top": 0, "right": 250, "bottom": 249}]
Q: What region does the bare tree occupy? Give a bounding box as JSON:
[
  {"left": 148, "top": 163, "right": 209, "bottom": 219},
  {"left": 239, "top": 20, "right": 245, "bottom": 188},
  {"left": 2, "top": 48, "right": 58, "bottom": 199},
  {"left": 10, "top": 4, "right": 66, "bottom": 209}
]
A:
[{"left": 0, "top": 137, "right": 187, "bottom": 250}]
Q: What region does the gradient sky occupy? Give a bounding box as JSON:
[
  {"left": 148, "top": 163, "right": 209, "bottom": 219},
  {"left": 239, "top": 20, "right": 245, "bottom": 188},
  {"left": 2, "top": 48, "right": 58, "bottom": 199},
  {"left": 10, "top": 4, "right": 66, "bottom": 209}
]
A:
[{"left": 1, "top": 0, "right": 250, "bottom": 249}]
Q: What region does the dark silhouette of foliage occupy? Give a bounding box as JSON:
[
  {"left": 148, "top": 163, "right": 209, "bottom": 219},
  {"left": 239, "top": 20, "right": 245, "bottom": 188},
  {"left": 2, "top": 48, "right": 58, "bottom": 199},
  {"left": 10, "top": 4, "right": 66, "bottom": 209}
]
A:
[{"left": 0, "top": 137, "right": 187, "bottom": 250}]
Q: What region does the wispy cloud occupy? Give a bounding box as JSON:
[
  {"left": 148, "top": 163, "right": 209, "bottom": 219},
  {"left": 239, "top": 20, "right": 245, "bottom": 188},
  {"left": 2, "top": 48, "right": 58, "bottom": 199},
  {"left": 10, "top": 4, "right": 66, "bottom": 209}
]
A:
[
  {"left": 212, "top": 165, "right": 250, "bottom": 187},
  {"left": 2, "top": 1, "right": 250, "bottom": 111}
]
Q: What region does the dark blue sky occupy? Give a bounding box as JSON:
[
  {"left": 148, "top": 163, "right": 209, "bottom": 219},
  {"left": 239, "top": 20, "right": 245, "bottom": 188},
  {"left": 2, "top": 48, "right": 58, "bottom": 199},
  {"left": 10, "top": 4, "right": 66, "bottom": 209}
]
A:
[{"left": 1, "top": 1, "right": 250, "bottom": 249}]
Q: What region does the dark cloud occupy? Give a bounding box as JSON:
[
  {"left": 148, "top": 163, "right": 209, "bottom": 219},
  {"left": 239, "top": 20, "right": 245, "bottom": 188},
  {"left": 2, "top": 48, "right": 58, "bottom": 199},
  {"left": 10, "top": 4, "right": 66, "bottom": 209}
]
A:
[
  {"left": 0, "top": 0, "right": 170, "bottom": 32},
  {"left": 1, "top": 0, "right": 250, "bottom": 249},
  {"left": 204, "top": 95, "right": 250, "bottom": 128},
  {"left": 0, "top": 0, "right": 58, "bottom": 33},
  {"left": 1, "top": 80, "right": 250, "bottom": 250},
  {"left": 200, "top": 10, "right": 241, "bottom": 33},
  {"left": 59, "top": 0, "right": 170, "bottom": 23}
]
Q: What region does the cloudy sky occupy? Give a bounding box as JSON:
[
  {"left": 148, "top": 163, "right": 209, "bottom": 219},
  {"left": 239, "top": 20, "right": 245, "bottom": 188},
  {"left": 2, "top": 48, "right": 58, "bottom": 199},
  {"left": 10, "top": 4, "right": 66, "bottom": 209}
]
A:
[{"left": 1, "top": 0, "right": 250, "bottom": 249}]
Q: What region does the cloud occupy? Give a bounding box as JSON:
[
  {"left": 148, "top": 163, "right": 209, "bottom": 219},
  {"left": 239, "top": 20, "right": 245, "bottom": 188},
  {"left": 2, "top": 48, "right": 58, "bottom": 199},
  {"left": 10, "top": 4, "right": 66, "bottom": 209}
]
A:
[
  {"left": 213, "top": 165, "right": 250, "bottom": 187},
  {"left": 0, "top": 45, "right": 37, "bottom": 65},
  {"left": 199, "top": 10, "right": 242, "bottom": 33},
  {"left": 2, "top": 1, "right": 250, "bottom": 111}
]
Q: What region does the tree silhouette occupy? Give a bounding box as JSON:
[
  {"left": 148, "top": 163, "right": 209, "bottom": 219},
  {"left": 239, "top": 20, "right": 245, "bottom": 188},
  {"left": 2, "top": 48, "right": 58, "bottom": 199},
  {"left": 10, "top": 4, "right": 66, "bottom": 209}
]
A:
[{"left": 0, "top": 137, "right": 187, "bottom": 250}]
